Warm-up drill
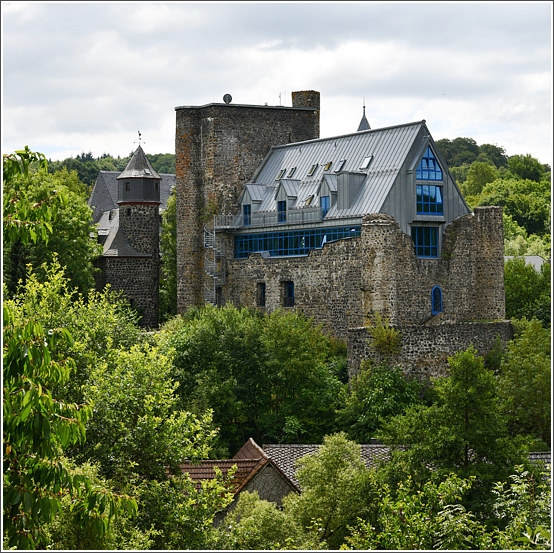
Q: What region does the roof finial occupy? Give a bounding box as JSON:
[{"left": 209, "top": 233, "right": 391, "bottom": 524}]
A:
[{"left": 357, "top": 99, "right": 371, "bottom": 132}]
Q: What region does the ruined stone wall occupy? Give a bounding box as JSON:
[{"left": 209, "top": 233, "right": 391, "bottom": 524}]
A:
[
  {"left": 101, "top": 256, "right": 159, "bottom": 328},
  {"left": 175, "top": 94, "right": 320, "bottom": 313},
  {"left": 221, "top": 207, "right": 505, "bottom": 341},
  {"left": 347, "top": 321, "right": 514, "bottom": 381}
]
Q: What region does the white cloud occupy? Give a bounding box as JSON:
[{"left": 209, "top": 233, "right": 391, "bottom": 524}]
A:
[{"left": 2, "top": 2, "right": 552, "bottom": 165}]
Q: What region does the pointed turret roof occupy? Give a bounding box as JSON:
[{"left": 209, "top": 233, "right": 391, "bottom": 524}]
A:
[
  {"left": 357, "top": 105, "right": 371, "bottom": 132},
  {"left": 117, "top": 145, "right": 161, "bottom": 180}
]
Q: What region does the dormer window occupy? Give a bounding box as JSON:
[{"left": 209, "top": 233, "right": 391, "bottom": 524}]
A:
[
  {"left": 360, "top": 155, "right": 373, "bottom": 170},
  {"left": 276, "top": 169, "right": 286, "bottom": 180},
  {"left": 307, "top": 164, "right": 318, "bottom": 177},
  {"left": 320, "top": 196, "right": 330, "bottom": 218},
  {"left": 287, "top": 167, "right": 296, "bottom": 178},
  {"left": 277, "top": 200, "right": 287, "bottom": 223},
  {"left": 334, "top": 160, "right": 346, "bottom": 173}
]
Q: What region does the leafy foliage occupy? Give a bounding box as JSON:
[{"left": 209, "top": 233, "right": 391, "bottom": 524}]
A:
[
  {"left": 160, "top": 191, "right": 177, "bottom": 322},
  {"left": 497, "top": 319, "right": 551, "bottom": 446},
  {"left": 3, "top": 168, "right": 101, "bottom": 296},
  {"left": 337, "top": 363, "right": 426, "bottom": 442},
  {"left": 158, "top": 306, "right": 345, "bottom": 454},
  {"left": 378, "top": 347, "right": 529, "bottom": 518},
  {"left": 504, "top": 257, "right": 551, "bottom": 327},
  {"left": 367, "top": 312, "right": 401, "bottom": 358}
]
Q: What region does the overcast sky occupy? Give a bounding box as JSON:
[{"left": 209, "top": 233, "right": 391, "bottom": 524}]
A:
[{"left": 2, "top": 2, "right": 552, "bottom": 165}]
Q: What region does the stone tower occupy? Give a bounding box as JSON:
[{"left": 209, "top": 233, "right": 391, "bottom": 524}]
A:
[
  {"left": 113, "top": 145, "right": 161, "bottom": 327},
  {"left": 175, "top": 91, "right": 320, "bottom": 312}
]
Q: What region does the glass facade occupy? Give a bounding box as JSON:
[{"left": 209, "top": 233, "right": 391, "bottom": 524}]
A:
[
  {"left": 417, "top": 185, "right": 443, "bottom": 214},
  {"left": 416, "top": 147, "right": 443, "bottom": 181},
  {"left": 234, "top": 226, "right": 361, "bottom": 258},
  {"left": 411, "top": 226, "right": 438, "bottom": 257}
]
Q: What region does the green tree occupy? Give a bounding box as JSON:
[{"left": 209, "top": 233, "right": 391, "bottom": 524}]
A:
[
  {"left": 480, "top": 143, "right": 508, "bottom": 168},
  {"left": 159, "top": 192, "right": 177, "bottom": 322},
  {"left": 77, "top": 343, "right": 217, "bottom": 481},
  {"left": 504, "top": 257, "right": 551, "bottom": 327},
  {"left": 379, "top": 348, "right": 528, "bottom": 518},
  {"left": 158, "top": 306, "right": 345, "bottom": 454},
  {"left": 3, "top": 148, "right": 136, "bottom": 549},
  {"left": 508, "top": 154, "right": 546, "bottom": 182},
  {"left": 462, "top": 160, "right": 498, "bottom": 197},
  {"left": 337, "top": 363, "right": 425, "bottom": 442},
  {"left": 3, "top": 168, "right": 101, "bottom": 296},
  {"left": 497, "top": 319, "right": 551, "bottom": 446}
]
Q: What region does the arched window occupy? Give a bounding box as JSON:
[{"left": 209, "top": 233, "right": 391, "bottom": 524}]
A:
[{"left": 432, "top": 286, "right": 442, "bottom": 315}]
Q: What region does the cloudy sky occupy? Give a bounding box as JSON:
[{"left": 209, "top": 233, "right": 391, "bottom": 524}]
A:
[{"left": 2, "top": 2, "right": 552, "bottom": 165}]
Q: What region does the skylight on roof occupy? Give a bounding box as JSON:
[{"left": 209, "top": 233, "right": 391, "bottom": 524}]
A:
[
  {"left": 324, "top": 162, "right": 332, "bottom": 171},
  {"left": 276, "top": 169, "right": 286, "bottom": 180},
  {"left": 287, "top": 167, "right": 296, "bottom": 178},
  {"left": 307, "top": 164, "right": 318, "bottom": 177},
  {"left": 334, "top": 160, "right": 346, "bottom": 173},
  {"left": 360, "top": 155, "right": 373, "bottom": 170}
]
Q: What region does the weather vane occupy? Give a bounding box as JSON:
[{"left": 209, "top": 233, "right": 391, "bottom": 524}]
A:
[{"left": 133, "top": 131, "right": 145, "bottom": 147}]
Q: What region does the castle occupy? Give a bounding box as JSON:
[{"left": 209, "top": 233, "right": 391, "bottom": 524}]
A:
[
  {"left": 89, "top": 90, "right": 512, "bottom": 378},
  {"left": 174, "top": 91, "right": 512, "bottom": 379}
]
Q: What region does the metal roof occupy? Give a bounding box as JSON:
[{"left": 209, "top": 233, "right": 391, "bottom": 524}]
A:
[
  {"left": 248, "top": 121, "right": 425, "bottom": 220},
  {"left": 117, "top": 145, "right": 161, "bottom": 180}
]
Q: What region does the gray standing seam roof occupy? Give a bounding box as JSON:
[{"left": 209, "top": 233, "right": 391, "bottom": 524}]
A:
[
  {"left": 247, "top": 121, "right": 425, "bottom": 220},
  {"left": 117, "top": 145, "right": 161, "bottom": 180}
]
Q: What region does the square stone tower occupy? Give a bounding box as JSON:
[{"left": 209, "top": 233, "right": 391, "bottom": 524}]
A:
[{"left": 175, "top": 91, "right": 320, "bottom": 311}]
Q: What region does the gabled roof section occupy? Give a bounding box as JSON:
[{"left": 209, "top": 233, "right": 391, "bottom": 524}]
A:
[
  {"left": 262, "top": 443, "right": 393, "bottom": 489},
  {"left": 117, "top": 145, "right": 161, "bottom": 180},
  {"left": 242, "top": 184, "right": 266, "bottom": 203},
  {"left": 246, "top": 121, "right": 425, "bottom": 219},
  {"left": 102, "top": 221, "right": 150, "bottom": 258}
]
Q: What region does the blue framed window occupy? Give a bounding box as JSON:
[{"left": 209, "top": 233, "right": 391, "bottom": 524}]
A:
[
  {"left": 320, "top": 195, "right": 330, "bottom": 218},
  {"left": 234, "top": 226, "right": 361, "bottom": 258},
  {"left": 283, "top": 281, "right": 294, "bottom": 307},
  {"left": 416, "top": 147, "right": 443, "bottom": 181},
  {"left": 432, "top": 286, "right": 442, "bottom": 314},
  {"left": 411, "top": 226, "right": 438, "bottom": 257},
  {"left": 277, "top": 200, "right": 287, "bottom": 223},
  {"left": 417, "top": 185, "right": 443, "bottom": 214},
  {"left": 243, "top": 204, "right": 251, "bottom": 226}
]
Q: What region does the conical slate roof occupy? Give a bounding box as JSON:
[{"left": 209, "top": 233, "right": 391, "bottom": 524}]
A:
[
  {"left": 357, "top": 105, "right": 370, "bottom": 131},
  {"left": 117, "top": 145, "right": 161, "bottom": 180}
]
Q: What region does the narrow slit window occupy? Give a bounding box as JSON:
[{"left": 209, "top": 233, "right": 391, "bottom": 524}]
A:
[
  {"left": 283, "top": 281, "right": 294, "bottom": 307},
  {"left": 257, "top": 282, "right": 266, "bottom": 307}
]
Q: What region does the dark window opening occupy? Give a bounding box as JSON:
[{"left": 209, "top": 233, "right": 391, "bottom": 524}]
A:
[
  {"left": 257, "top": 282, "right": 266, "bottom": 307},
  {"left": 215, "top": 287, "right": 223, "bottom": 307},
  {"left": 432, "top": 286, "right": 443, "bottom": 314},
  {"left": 243, "top": 204, "right": 251, "bottom": 226},
  {"left": 283, "top": 281, "right": 294, "bottom": 307},
  {"left": 320, "top": 195, "right": 330, "bottom": 218},
  {"left": 126, "top": 208, "right": 131, "bottom": 216},
  {"left": 277, "top": 200, "right": 287, "bottom": 223},
  {"left": 125, "top": 182, "right": 130, "bottom": 191}
]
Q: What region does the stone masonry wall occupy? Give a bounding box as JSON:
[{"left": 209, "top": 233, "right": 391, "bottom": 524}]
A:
[
  {"left": 175, "top": 94, "right": 320, "bottom": 313},
  {"left": 347, "top": 321, "right": 514, "bottom": 381},
  {"left": 101, "top": 256, "right": 159, "bottom": 328},
  {"left": 221, "top": 207, "right": 505, "bottom": 342}
]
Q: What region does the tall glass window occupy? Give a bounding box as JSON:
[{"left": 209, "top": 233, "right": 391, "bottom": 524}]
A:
[
  {"left": 320, "top": 195, "right": 330, "bottom": 218},
  {"left": 416, "top": 147, "right": 443, "bottom": 181},
  {"left": 417, "top": 185, "right": 443, "bottom": 214},
  {"left": 277, "top": 200, "right": 287, "bottom": 223},
  {"left": 411, "top": 226, "right": 438, "bottom": 257},
  {"left": 243, "top": 204, "right": 251, "bottom": 226}
]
